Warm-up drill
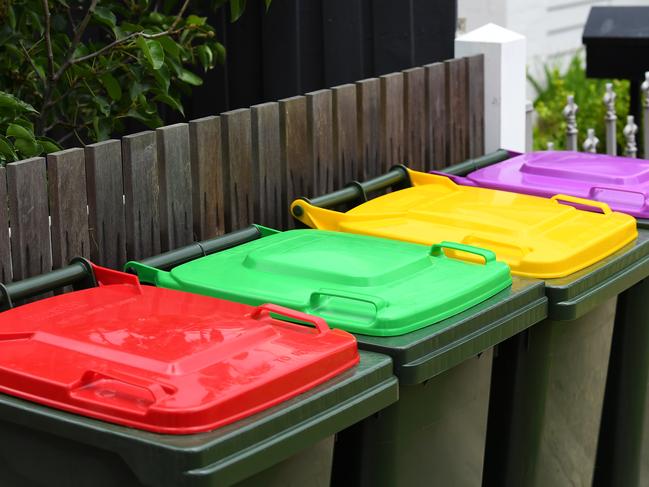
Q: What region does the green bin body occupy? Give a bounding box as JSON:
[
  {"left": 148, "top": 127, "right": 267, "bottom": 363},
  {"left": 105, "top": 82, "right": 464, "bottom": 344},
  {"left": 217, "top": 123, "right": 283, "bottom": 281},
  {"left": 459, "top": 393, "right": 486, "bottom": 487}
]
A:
[
  {"left": 0, "top": 350, "right": 396, "bottom": 487},
  {"left": 332, "top": 279, "right": 546, "bottom": 487},
  {"left": 441, "top": 154, "right": 649, "bottom": 487},
  {"left": 594, "top": 219, "right": 649, "bottom": 487}
]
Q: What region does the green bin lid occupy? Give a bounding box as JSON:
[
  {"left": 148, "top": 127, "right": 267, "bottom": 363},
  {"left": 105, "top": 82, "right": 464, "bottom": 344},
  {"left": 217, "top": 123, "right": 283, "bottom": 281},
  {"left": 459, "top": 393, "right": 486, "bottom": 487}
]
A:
[{"left": 129, "top": 229, "right": 512, "bottom": 337}]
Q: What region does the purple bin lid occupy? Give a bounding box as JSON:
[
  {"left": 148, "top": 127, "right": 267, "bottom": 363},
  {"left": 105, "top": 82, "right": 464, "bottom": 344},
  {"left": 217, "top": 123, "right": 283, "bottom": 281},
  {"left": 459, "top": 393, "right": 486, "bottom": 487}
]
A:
[{"left": 463, "top": 151, "right": 649, "bottom": 218}]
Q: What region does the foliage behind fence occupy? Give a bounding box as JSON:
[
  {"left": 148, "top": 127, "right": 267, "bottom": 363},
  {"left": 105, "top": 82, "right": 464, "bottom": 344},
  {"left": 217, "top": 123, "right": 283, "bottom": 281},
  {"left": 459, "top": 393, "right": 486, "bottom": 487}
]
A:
[{"left": 0, "top": 54, "right": 485, "bottom": 283}]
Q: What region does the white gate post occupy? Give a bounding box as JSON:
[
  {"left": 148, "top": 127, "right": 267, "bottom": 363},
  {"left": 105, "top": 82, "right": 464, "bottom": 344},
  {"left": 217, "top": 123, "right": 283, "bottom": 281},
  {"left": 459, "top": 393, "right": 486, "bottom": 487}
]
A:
[{"left": 455, "top": 24, "right": 527, "bottom": 153}]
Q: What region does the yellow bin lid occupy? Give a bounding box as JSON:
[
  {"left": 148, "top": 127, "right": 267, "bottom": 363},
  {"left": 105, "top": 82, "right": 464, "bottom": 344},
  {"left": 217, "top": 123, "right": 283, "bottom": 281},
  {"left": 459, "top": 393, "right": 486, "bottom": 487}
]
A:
[{"left": 290, "top": 169, "right": 638, "bottom": 278}]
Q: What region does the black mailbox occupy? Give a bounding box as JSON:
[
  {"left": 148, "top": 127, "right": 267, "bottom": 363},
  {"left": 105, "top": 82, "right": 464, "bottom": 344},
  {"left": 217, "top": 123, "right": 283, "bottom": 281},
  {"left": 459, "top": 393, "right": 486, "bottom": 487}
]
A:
[{"left": 583, "top": 6, "right": 649, "bottom": 80}]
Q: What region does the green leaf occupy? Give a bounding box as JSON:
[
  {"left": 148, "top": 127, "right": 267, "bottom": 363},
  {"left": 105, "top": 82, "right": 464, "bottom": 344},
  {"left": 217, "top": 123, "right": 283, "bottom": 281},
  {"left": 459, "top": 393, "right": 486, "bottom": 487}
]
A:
[
  {"left": 214, "top": 42, "right": 226, "bottom": 64},
  {"left": 27, "top": 10, "right": 44, "bottom": 34},
  {"left": 0, "top": 92, "right": 38, "bottom": 114},
  {"left": 129, "top": 81, "right": 144, "bottom": 101},
  {"left": 52, "top": 13, "right": 67, "bottom": 32},
  {"left": 7, "top": 123, "right": 35, "bottom": 141},
  {"left": 94, "top": 96, "right": 111, "bottom": 117},
  {"left": 93, "top": 6, "right": 117, "bottom": 29},
  {"left": 0, "top": 137, "right": 18, "bottom": 161},
  {"left": 158, "top": 35, "right": 180, "bottom": 60},
  {"left": 14, "top": 138, "right": 42, "bottom": 158},
  {"left": 178, "top": 69, "right": 203, "bottom": 86},
  {"left": 197, "top": 45, "right": 213, "bottom": 71},
  {"left": 37, "top": 137, "right": 61, "bottom": 154},
  {"left": 152, "top": 64, "right": 171, "bottom": 92},
  {"left": 186, "top": 15, "right": 207, "bottom": 26},
  {"left": 148, "top": 12, "right": 165, "bottom": 24},
  {"left": 13, "top": 117, "right": 34, "bottom": 132},
  {"left": 264, "top": 0, "right": 272, "bottom": 10},
  {"left": 126, "top": 108, "right": 162, "bottom": 129},
  {"left": 7, "top": 6, "right": 16, "bottom": 30},
  {"left": 154, "top": 92, "right": 184, "bottom": 116},
  {"left": 100, "top": 73, "right": 122, "bottom": 101},
  {"left": 137, "top": 37, "right": 164, "bottom": 70},
  {"left": 230, "top": 0, "right": 247, "bottom": 22}
]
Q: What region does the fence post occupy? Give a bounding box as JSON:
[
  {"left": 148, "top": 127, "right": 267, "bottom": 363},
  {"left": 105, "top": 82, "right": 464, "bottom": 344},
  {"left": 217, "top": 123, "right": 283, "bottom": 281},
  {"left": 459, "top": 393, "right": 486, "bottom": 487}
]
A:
[
  {"left": 455, "top": 24, "right": 527, "bottom": 153},
  {"left": 525, "top": 101, "right": 534, "bottom": 152},
  {"left": 642, "top": 72, "right": 649, "bottom": 160},
  {"left": 624, "top": 115, "right": 638, "bottom": 158},
  {"left": 604, "top": 83, "right": 617, "bottom": 156},
  {"left": 563, "top": 95, "right": 579, "bottom": 151}
]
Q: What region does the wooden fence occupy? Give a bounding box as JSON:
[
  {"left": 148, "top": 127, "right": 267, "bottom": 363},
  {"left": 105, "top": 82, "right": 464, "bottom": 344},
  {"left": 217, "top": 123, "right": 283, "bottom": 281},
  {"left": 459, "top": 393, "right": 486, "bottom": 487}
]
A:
[{"left": 0, "top": 55, "right": 485, "bottom": 283}]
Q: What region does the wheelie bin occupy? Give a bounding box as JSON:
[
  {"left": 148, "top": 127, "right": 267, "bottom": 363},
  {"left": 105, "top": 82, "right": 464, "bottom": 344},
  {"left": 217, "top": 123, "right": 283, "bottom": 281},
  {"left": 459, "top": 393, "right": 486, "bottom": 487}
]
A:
[
  {"left": 127, "top": 226, "right": 547, "bottom": 486},
  {"left": 289, "top": 165, "right": 649, "bottom": 487},
  {"left": 442, "top": 149, "right": 649, "bottom": 487},
  {"left": 0, "top": 259, "right": 397, "bottom": 487}
]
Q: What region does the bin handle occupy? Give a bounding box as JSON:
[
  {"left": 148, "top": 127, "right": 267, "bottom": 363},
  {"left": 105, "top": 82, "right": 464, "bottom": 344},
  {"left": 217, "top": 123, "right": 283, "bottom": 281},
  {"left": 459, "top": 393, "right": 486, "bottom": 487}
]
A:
[
  {"left": 551, "top": 194, "right": 612, "bottom": 215},
  {"left": 430, "top": 241, "right": 496, "bottom": 265},
  {"left": 70, "top": 369, "right": 177, "bottom": 405},
  {"left": 250, "top": 303, "right": 330, "bottom": 335},
  {"left": 588, "top": 186, "right": 648, "bottom": 209}
]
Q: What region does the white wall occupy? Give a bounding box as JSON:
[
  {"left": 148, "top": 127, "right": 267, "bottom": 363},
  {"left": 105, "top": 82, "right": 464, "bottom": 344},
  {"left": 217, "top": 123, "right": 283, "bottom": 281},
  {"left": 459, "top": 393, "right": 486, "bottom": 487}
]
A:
[{"left": 458, "top": 0, "right": 649, "bottom": 94}]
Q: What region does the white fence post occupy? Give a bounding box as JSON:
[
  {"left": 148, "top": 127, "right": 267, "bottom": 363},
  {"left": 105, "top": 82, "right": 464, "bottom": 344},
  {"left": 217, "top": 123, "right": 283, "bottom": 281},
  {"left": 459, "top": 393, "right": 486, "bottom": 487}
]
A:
[
  {"left": 455, "top": 23, "right": 527, "bottom": 153},
  {"left": 525, "top": 101, "right": 534, "bottom": 152}
]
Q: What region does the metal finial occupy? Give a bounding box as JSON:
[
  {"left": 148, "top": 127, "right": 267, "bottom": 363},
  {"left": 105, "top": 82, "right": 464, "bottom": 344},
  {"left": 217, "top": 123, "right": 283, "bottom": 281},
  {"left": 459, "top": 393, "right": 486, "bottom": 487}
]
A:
[
  {"left": 563, "top": 95, "right": 578, "bottom": 150},
  {"left": 624, "top": 115, "right": 638, "bottom": 158},
  {"left": 583, "top": 128, "right": 599, "bottom": 153},
  {"left": 642, "top": 72, "right": 649, "bottom": 109},
  {"left": 604, "top": 83, "right": 617, "bottom": 121}
]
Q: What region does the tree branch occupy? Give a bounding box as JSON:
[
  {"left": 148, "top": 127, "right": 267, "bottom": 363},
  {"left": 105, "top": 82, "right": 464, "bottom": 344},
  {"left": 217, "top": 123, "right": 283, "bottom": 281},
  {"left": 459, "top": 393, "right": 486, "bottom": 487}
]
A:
[
  {"left": 41, "top": 0, "right": 55, "bottom": 81},
  {"left": 68, "top": 28, "right": 182, "bottom": 67},
  {"left": 55, "top": 0, "right": 99, "bottom": 81},
  {"left": 19, "top": 41, "right": 46, "bottom": 83},
  {"left": 169, "top": 0, "right": 191, "bottom": 31},
  {"left": 54, "top": 0, "right": 190, "bottom": 79}
]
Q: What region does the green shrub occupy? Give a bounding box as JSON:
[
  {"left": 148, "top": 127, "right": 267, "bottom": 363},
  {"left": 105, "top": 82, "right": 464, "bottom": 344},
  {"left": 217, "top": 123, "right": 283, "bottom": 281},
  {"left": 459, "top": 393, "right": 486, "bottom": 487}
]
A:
[
  {"left": 0, "top": 0, "right": 270, "bottom": 165},
  {"left": 529, "top": 53, "right": 629, "bottom": 152}
]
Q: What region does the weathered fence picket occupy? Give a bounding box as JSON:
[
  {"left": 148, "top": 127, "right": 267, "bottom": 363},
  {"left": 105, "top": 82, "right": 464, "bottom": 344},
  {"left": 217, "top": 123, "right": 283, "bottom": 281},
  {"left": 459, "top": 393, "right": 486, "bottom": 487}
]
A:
[
  {"left": 307, "top": 90, "right": 335, "bottom": 196},
  {"left": 0, "top": 53, "right": 486, "bottom": 281},
  {"left": 122, "top": 131, "right": 161, "bottom": 261},
  {"left": 0, "top": 168, "right": 11, "bottom": 283},
  {"left": 280, "top": 96, "right": 310, "bottom": 230},
  {"left": 85, "top": 140, "right": 127, "bottom": 269},
  {"left": 252, "top": 102, "right": 283, "bottom": 229},
  {"left": 47, "top": 148, "right": 89, "bottom": 269},
  {"left": 425, "top": 62, "right": 448, "bottom": 170},
  {"left": 380, "top": 72, "right": 405, "bottom": 173},
  {"left": 332, "top": 84, "right": 360, "bottom": 186},
  {"left": 189, "top": 116, "right": 224, "bottom": 240},
  {"left": 404, "top": 67, "right": 427, "bottom": 172},
  {"left": 7, "top": 158, "right": 52, "bottom": 281},
  {"left": 467, "top": 55, "right": 485, "bottom": 159},
  {"left": 221, "top": 109, "right": 255, "bottom": 232},
  {"left": 445, "top": 58, "right": 469, "bottom": 164},
  {"left": 357, "top": 78, "right": 381, "bottom": 179},
  {"left": 156, "top": 124, "right": 193, "bottom": 252}
]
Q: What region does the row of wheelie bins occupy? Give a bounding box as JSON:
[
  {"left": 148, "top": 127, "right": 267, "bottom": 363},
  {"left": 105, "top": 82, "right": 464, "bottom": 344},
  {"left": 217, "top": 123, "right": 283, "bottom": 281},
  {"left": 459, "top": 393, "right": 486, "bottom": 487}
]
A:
[{"left": 0, "top": 150, "right": 648, "bottom": 486}]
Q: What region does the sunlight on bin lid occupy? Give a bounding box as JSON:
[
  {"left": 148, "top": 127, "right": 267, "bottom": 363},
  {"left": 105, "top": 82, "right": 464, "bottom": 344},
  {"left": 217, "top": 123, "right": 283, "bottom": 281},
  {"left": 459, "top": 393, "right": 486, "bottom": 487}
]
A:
[
  {"left": 128, "top": 229, "right": 512, "bottom": 337},
  {"left": 0, "top": 265, "right": 359, "bottom": 434},
  {"left": 290, "top": 170, "right": 638, "bottom": 279},
  {"left": 466, "top": 151, "right": 649, "bottom": 219}
]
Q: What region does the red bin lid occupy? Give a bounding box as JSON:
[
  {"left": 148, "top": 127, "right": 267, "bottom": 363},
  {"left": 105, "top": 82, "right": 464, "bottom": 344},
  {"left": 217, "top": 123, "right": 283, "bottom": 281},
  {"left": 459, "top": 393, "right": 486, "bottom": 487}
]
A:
[{"left": 0, "top": 265, "right": 359, "bottom": 434}]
